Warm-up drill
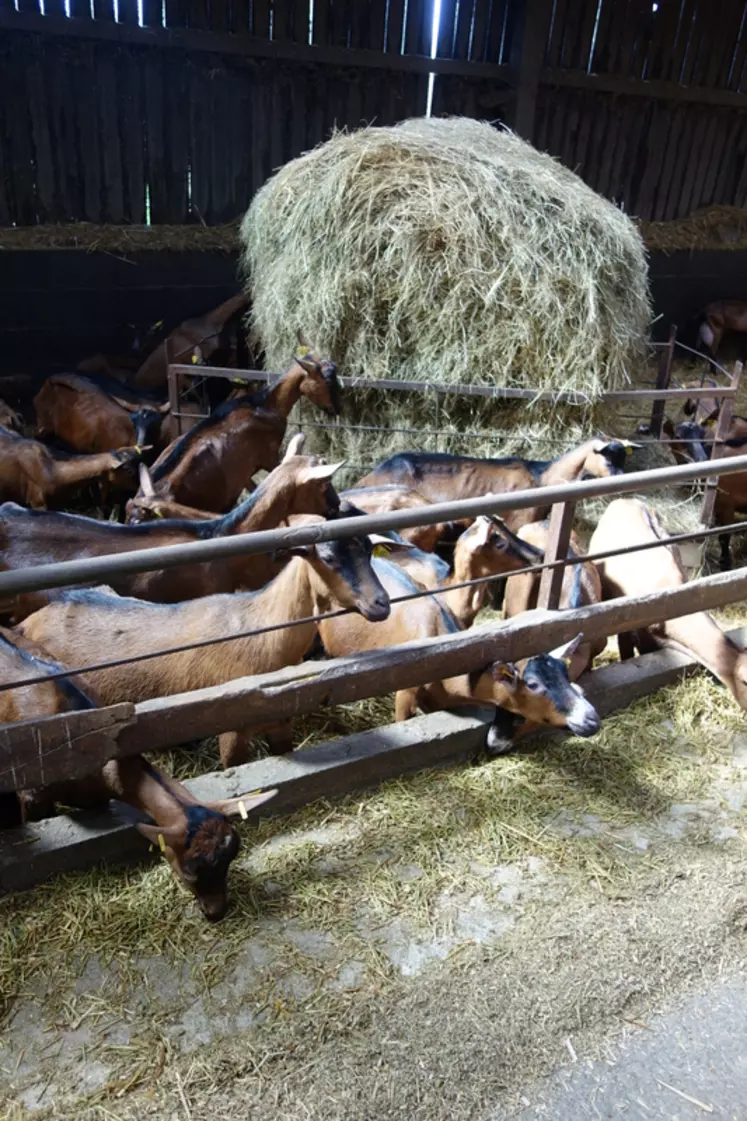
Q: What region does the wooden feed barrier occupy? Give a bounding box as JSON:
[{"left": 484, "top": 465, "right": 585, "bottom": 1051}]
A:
[{"left": 2, "top": 436, "right": 747, "bottom": 889}]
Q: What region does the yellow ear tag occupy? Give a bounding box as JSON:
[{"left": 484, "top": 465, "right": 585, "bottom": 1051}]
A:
[
  {"left": 153, "top": 508, "right": 163, "bottom": 519},
  {"left": 232, "top": 378, "right": 245, "bottom": 386},
  {"left": 625, "top": 445, "right": 633, "bottom": 456},
  {"left": 297, "top": 345, "right": 310, "bottom": 357},
  {"left": 158, "top": 833, "right": 166, "bottom": 853},
  {"left": 372, "top": 544, "right": 389, "bottom": 558},
  {"left": 191, "top": 353, "right": 199, "bottom": 364},
  {"left": 563, "top": 657, "right": 572, "bottom": 668},
  {"left": 153, "top": 319, "right": 164, "bottom": 329},
  {"left": 134, "top": 445, "right": 142, "bottom": 454},
  {"left": 706, "top": 418, "right": 716, "bottom": 428},
  {"left": 238, "top": 800, "right": 248, "bottom": 820}
]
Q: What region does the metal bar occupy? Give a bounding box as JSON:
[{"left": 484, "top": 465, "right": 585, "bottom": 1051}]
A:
[
  {"left": 701, "top": 361, "right": 743, "bottom": 526},
  {"left": 649, "top": 323, "right": 677, "bottom": 437},
  {"left": 4, "top": 518, "right": 747, "bottom": 695},
  {"left": 536, "top": 501, "right": 575, "bottom": 610},
  {"left": 169, "top": 363, "right": 740, "bottom": 404},
  {"left": 3, "top": 454, "right": 747, "bottom": 599},
  {"left": 166, "top": 341, "right": 185, "bottom": 438}
]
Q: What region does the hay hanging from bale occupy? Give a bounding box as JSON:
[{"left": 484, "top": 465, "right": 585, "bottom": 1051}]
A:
[{"left": 241, "top": 117, "right": 650, "bottom": 401}]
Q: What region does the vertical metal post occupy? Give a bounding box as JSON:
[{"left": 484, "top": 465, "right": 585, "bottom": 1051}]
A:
[
  {"left": 166, "top": 336, "right": 184, "bottom": 438},
  {"left": 536, "top": 500, "right": 576, "bottom": 611},
  {"left": 650, "top": 324, "right": 677, "bottom": 437},
  {"left": 700, "top": 361, "right": 742, "bottom": 527}
]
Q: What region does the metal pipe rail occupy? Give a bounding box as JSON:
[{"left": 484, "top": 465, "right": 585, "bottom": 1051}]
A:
[
  {"left": 3, "top": 517, "right": 746, "bottom": 695},
  {"left": 170, "top": 363, "right": 740, "bottom": 405},
  {"left": 1, "top": 453, "right": 747, "bottom": 599}
]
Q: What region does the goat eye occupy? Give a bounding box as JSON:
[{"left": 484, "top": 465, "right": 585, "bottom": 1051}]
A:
[{"left": 525, "top": 680, "right": 542, "bottom": 693}]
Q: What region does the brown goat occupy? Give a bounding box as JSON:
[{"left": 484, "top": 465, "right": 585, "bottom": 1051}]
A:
[
  {"left": 695, "top": 300, "right": 747, "bottom": 359},
  {"left": 340, "top": 485, "right": 448, "bottom": 551},
  {"left": 503, "top": 520, "right": 604, "bottom": 679},
  {"left": 134, "top": 349, "right": 342, "bottom": 515},
  {"left": 0, "top": 627, "right": 272, "bottom": 919},
  {"left": 589, "top": 498, "right": 747, "bottom": 708},
  {"left": 34, "top": 373, "right": 171, "bottom": 457},
  {"left": 0, "top": 439, "right": 343, "bottom": 616},
  {"left": 355, "top": 440, "right": 634, "bottom": 531},
  {"left": 20, "top": 526, "right": 390, "bottom": 767},
  {"left": 316, "top": 556, "right": 599, "bottom": 747},
  {"left": 133, "top": 294, "right": 250, "bottom": 390},
  {"left": 0, "top": 424, "right": 142, "bottom": 509}
]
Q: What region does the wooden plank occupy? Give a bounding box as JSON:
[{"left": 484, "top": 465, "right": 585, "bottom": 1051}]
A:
[
  {"left": 644, "top": 0, "right": 679, "bottom": 82},
  {"left": 537, "top": 501, "right": 575, "bottom": 610},
  {"left": 701, "top": 363, "right": 742, "bottom": 527},
  {"left": 311, "top": 0, "right": 328, "bottom": 46},
  {"left": 545, "top": 0, "right": 571, "bottom": 68},
  {"left": 211, "top": 63, "right": 234, "bottom": 221},
  {"left": 272, "top": 0, "right": 293, "bottom": 41},
  {"left": 649, "top": 324, "right": 676, "bottom": 437},
  {"left": 163, "top": 51, "right": 189, "bottom": 223},
  {"left": 186, "top": 0, "right": 208, "bottom": 29},
  {"left": 386, "top": 0, "right": 405, "bottom": 52},
  {"left": 681, "top": 0, "right": 713, "bottom": 86},
  {"left": 144, "top": 48, "right": 168, "bottom": 223},
  {"left": 652, "top": 103, "right": 685, "bottom": 220},
  {"left": 662, "top": 107, "right": 698, "bottom": 219},
  {"left": 188, "top": 58, "right": 210, "bottom": 223},
  {"left": 5, "top": 40, "right": 36, "bottom": 224},
  {"left": 557, "top": 0, "right": 586, "bottom": 70},
  {"left": 712, "top": 111, "right": 744, "bottom": 204},
  {"left": 0, "top": 43, "right": 14, "bottom": 225},
  {"left": 96, "top": 44, "right": 124, "bottom": 223},
  {"left": 292, "top": 0, "right": 310, "bottom": 43},
  {"left": 117, "top": 0, "right": 140, "bottom": 25},
  {"left": 164, "top": 0, "right": 189, "bottom": 27},
  {"left": 452, "top": 0, "right": 474, "bottom": 60},
  {"left": 687, "top": 109, "right": 725, "bottom": 213},
  {"left": 540, "top": 66, "right": 747, "bottom": 109},
  {"left": 509, "top": 0, "right": 552, "bottom": 140},
  {"left": 728, "top": 8, "right": 747, "bottom": 91},
  {"left": 210, "top": 0, "right": 230, "bottom": 33},
  {"left": 700, "top": 113, "right": 730, "bottom": 206},
  {"left": 596, "top": 95, "right": 621, "bottom": 198},
  {"left": 26, "top": 39, "right": 56, "bottom": 223},
  {"left": 634, "top": 102, "right": 670, "bottom": 220},
  {"left": 93, "top": 0, "right": 116, "bottom": 19},
  {"left": 619, "top": 99, "right": 651, "bottom": 213},
  {"left": 328, "top": 0, "right": 349, "bottom": 47},
  {"left": 487, "top": 0, "right": 511, "bottom": 63},
  {"left": 141, "top": 0, "right": 163, "bottom": 26},
  {"left": 231, "top": 0, "right": 250, "bottom": 33},
  {"left": 675, "top": 107, "right": 709, "bottom": 217},
  {"left": 0, "top": 704, "right": 135, "bottom": 794},
  {"left": 73, "top": 41, "right": 102, "bottom": 222},
  {"left": 404, "top": 0, "right": 429, "bottom": 55},
  {"left": 0, "top": 10, "right": 514, "bottom": 80},
  {"left": 470, "top": 0, "right": 491, "bottom": 61},
  {"left": 119, "top": 47, "right": 145, "bottom": 222},
  {"left": 437, "top": 0, "right": 458, "bottom": 57}
]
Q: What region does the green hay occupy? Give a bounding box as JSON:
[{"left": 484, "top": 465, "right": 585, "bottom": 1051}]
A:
[{"left": 241, "top": 118, "right": 650, "bottom": 400}]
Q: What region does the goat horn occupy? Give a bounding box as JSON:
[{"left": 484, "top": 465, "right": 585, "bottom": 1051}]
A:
[
  {"left": 550, "top": 633, "right": 585, "bottom": 662},
  {"left": 283, "top": 433, "right": 306, "bottom": 460},
  {"left": 139, "top": 463, "right": 156, "bottom": 497}
]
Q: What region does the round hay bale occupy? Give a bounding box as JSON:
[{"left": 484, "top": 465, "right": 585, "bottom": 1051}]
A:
[{"left": 240, "top": 117, "right": 650, "bottom": 399}]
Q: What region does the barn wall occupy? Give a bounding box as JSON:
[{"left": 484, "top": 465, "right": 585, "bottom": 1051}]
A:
[
  {"left": 1, "top": 0, "right": 745, "bottom": 226},
  {"left": 2, "top": 247, "right": 743, "bottom": 378}
]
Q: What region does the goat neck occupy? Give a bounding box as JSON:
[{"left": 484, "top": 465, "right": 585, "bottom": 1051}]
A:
[
  {"left": 262, "top": 364, "right": 307, "bottom": 419},
  {"left": 538, "top": 442, "right": 594, "bottom": 487}
]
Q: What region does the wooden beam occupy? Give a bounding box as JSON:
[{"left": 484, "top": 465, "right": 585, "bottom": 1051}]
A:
[
  {"left": 649, "top": 323, "right": 677, "bottom": 438},
  {"left": 0, "top": 704, "right": 135, "bottom": 793},
  {"left": 3, "top": 453, "right": 747, "bottom": 602},
  {"left": 701, "top": 362, "right": 742, "bottom": 527},
  {"left": 541, "top": 66, "right": 747, "bottom": 109},
  {"left": 508, "top": 0, "right": 553, "bottom": 141},
  {"left": 0, "top": 10, "right": 514, "bottom": 81},
  {"left": 0, "top": 637, "right": 717, "bottom": 895},
  {"left": 537, "top": 500, "right": 575, "bottom": 610}
]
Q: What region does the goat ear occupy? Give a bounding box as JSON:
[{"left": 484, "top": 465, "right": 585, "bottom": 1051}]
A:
[
  {"left": 138, "top": 464, "right": 156, "bottom": 497},
  {"left": 299, "top": 460, "right": 344, "bottom": 482},
  {"left": 550, "top": 633, "right": 584, "bottom": 662},
  {"left": 283, "top": 433, "right": 306, "bottom": 460},
  {"left": 491, "top": 662, "right": 518, "bottom": 691},
  {"left": 136, "top": 822, "right": 183, "bottom": 850},
  {"left": 158, "top": 401, "right": 172, "bottom": 415},
  {"left": 471, "top": 517, "right": 492, "bottom": 547},
  {"left": 207, "top": 788, "right": 278, "bottom": 819}
]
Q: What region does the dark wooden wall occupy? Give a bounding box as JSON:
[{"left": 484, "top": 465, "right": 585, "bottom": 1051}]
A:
[
  {"left": 2, "top": 247, "right": 744, "bottom": 377},
  {"left": 1, "top": 0, "right": 746, "bottom": 227}
]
